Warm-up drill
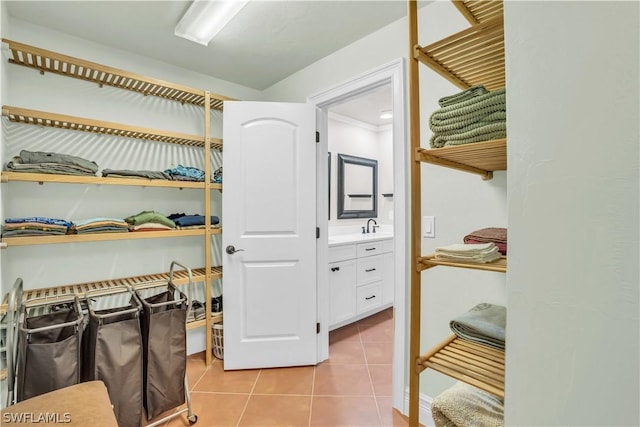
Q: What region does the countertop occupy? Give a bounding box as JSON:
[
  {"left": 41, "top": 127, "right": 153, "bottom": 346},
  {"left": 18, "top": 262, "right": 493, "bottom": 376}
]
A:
[{"left": 328, "top": 232, "right": 393, "bottom": 247}]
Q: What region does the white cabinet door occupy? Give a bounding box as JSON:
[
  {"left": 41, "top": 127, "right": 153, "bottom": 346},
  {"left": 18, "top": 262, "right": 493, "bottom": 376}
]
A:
[
  {"left": 223, "top": 101, "right": 317, "bottom": 369},
  {"left": 382, "top": 252, "right": 394, "bottom": 305},
  {"left": 328, "top": 259, "right": 356, "bottom": 327}
]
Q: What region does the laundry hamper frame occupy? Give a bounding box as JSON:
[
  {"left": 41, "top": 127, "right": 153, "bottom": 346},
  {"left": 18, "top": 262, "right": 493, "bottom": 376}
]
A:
[
  {"left": 16, "top": 292, "right": 84, "bottom": 403},
  {"left": 134, "top": 261, "right": 197, "bottom": 426},
  {"left": 84, "top": 285, "right": 144, "bottom": 427},
  {"left": 3, "top": 278, "right": 23, "bottom": 408}
]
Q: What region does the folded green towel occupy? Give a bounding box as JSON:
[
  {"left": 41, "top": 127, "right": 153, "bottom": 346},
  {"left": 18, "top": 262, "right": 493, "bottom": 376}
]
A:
[
  {"left": 430, "top": 89, "right": 506, "bottom": 133},
  {"left": 438, "top": 85, "right": 489, "bottom": 108},
  {"left": 430, "top": 122, "right": 507, "bottom": 148}
]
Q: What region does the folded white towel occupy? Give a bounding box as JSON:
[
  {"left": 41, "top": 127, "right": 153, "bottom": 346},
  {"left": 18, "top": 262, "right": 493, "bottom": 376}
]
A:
[{"left": 435, "top": 242, "right": 501, "bottom": 263}]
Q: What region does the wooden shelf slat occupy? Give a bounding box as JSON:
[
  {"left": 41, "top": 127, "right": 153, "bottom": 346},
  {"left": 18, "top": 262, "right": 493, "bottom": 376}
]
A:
[
  {"left": 415, "top": 138, "right": 506, "bottom": 180},
  {"left": 419, "top": 335, "right": 505, "bottom": 398},
  {"left": 1, "top": 171, "right": 223, "bottom": 190},
  {"left": 2, "top": 39, "right": 234, "bottom": 111},
  {"left": 418, "top": 253, "right": 506, "bottom": 273},
  {"left": 2, "top": 105, "right": 224, "bottom": 149},
  {"left": 451, "top": 0, "right": 503, "bottom": 25},
  {"left": 186, "top": 312, "right": 223, "bottom": 330},
  {"left": 1, "top": 228, "right": 222, "bottom": 247},
  {"left": 415, "top": 16, "right": 505, "bottom": 90}
]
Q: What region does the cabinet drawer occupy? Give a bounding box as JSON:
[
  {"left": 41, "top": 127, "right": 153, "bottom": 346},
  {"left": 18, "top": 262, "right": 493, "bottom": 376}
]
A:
[
  {"left": 328, "top": 244, "right": 356, "bottom": 263},
  {"left": 357, "top": 255, "right": 383, "bottom": 285},
  {"left": 357, "top": 241, "right": 382, "bottom": 258},
  {"left": 356, "top": 282, "right": 382, "bottom": 314}
]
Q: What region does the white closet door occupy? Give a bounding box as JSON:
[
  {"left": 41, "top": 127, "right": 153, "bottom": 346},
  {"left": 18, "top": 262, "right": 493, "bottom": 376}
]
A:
[{"left": 222, "top": 101, "right": 317, "bottom": 369}]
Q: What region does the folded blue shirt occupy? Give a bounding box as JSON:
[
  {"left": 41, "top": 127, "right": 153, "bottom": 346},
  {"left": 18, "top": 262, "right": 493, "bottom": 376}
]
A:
[
  {"left": 174, "top": 215, "right": 220, "bottom": 227},
  {"left": 5, "top": 217, "right": 72, "bottom": 228}
]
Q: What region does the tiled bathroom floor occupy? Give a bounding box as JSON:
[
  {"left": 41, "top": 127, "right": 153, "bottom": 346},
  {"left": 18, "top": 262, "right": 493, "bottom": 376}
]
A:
[{"left": 148, "top": 307, "right": 411, "bottom": 427}]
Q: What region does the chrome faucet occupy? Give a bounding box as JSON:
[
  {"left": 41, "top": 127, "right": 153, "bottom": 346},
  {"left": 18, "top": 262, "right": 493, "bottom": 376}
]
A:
[{"left": 366, "top": 218, "right": 378, "bottom": 234}]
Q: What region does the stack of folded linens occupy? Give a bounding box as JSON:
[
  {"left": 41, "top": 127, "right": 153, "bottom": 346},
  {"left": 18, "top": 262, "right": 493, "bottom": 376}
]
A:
[
  {"left": 450, "top": 303, "right": 506, "bottom": 351},
  {"left": 429, "top": 86, "right": 507, "bottom": 148},
  {"left": 463, "top": 227, "right": 507, "bottom": 255},
  {"left": 2, "top": 217, "right": 72, "bottom": 237},
  {"left": 5, "top": 150, "right": 98, "bottom": 176},
  {"left": 431, "top": 381, "right": 504, "bottom": 427},
  {"left": 124, "top": 211, "right": 176, "bottom": 232},
  {"left": 73, "top": 218, "right": 129, "bottom": 234},
  {"left": 434, "top": 242, "right": 501, "bottom": 263}
]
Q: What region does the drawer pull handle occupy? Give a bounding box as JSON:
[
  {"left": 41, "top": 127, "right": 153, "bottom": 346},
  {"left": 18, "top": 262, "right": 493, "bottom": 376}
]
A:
[
  {"left": 365, "top": 247, "right": 376, "bottom": 251},
  {"left": 365, "top": 268, "right": 376, "bottom": 272},
  {"left": 331, "top": 267, "right": 340, "bottom": 272},
  {"left": 365, "top": 295, "right": 376, "bottom": 300}
]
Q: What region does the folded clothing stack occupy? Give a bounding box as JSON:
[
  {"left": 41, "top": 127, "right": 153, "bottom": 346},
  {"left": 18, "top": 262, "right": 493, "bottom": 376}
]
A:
[
  {"left": 164, "top": 165, "right": 205, "bottom": 182},
  {"left": 102, "top": 169, "right": 171, "bottom": 180},
  {"left": 73, "top": 217, "right": 129, "bottom": 234},
  {"left": 124, "top": 211, "right": 176, "bottom": 231},
  {"left": 2, "top": 217, "right": 72, "bottom": 237},
  {"left": 434, "top": 242, "right": 501, "bottom": 263},
  {"left": 429, "top": 86, "right": 506, "bottom": 148},
  {"left": 450, "top": 303, "right": 506, "bottom": 351},
  {"left": 464, "top": 227, "right": 507, "bottom": 255},
  {"left": 168, "top": 213, "right": 220, "bottom": 229},
  {"left": 5, "top": 150, "right": 98, "bottom": 176}
]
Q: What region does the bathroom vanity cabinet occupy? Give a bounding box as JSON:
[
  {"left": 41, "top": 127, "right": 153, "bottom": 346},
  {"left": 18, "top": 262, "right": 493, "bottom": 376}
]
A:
[{"left": 328, "top": 235, "right": 393, "bottom": 330}]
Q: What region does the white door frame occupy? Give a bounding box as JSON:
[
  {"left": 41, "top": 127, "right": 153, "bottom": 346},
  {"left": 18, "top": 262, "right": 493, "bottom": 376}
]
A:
[{"left": 308, "top": 58, "right": 408, "bottom": 413}]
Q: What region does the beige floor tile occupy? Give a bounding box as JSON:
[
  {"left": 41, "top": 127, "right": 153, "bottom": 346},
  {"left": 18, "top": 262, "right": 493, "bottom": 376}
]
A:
[
  {"left": 327, "top": 339, "right": 366, "bottom": 364},
  {"left": 238, "top": 394, "right": 311, "bottom": 426},
  {"left": 310, "top": 396, "right": 380, "bottom": 426},
  {"left": 329, "top": 323, "right": 361, "bottom": 343},
  {"left": 192, "top": 360, "right": 260, "bottom": 393},
  {"left": 376, "top": 397, "right": 414, "bottom": 427},
  {"left": 314, "top": 364, "right": 373, "bottom": 396},
  {"left": 358, "top": 319, "right": 394, "bottom": 342},
  {"left": 357, "top": 308, "right": 393, "bottom": 326},
  {"left": 363, "top": 342, "right": 393, "bottom": 364},
  {"left": 185, "top": 352, "right": 209, "bottom": 390},
  {"left": 165, "top": 392, "right": 249, "bottom": 427},
  {"left": 253, "top": 366, "right": 314, "bottom": 395},
  {"left": 368, "top": 364, "right": 393, "bottom": 397}
]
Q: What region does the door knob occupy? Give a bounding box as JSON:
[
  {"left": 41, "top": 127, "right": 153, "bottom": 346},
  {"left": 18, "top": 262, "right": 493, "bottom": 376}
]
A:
[{"left": 226, "top": 245, "right": 245, "bottom": 254}]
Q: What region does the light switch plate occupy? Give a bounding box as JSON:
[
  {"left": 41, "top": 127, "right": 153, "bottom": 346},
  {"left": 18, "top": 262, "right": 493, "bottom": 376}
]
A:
[{"left": 423, "top": 215, "right": 435, "bottom": 238}]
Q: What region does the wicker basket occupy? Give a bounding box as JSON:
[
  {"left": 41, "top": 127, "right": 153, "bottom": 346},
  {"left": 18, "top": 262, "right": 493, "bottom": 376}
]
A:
[{"left": 211, "top": 323, "right": 224, "bottom": 360}]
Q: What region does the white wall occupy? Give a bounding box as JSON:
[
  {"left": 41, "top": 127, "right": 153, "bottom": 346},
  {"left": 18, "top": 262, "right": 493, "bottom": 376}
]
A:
[
  {"left": 1, "top": 18, "right": 261, "bottom": 353},
  {"left": 328, "top": 115, "right": 393, "bottom": 231},
  {"left": 504, "top": 2, "right": 639, "bottom": 426},
  {"left": 265, "top": 1, "right": 508, "bottom": 399}
]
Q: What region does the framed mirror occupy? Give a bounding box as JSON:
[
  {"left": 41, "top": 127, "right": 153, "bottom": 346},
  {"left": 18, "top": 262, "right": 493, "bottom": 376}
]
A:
[{"left": 337, "top": 153, "right": 377, "bottom": 219}]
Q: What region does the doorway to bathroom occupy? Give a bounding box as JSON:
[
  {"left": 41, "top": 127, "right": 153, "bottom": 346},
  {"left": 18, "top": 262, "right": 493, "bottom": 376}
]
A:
[{"left": 309, "top": 58, "right": 407, "bottom": 413}]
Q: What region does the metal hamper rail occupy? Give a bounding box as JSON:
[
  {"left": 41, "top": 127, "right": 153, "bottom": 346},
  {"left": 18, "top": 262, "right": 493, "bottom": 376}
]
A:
[{"left": 134, "top": 261, "right": 197, "bottom": 426}]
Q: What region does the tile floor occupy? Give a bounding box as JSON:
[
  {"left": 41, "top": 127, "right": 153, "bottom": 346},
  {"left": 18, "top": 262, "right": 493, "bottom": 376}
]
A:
[{"left": 147, "top": 307, "right": 411, "bottom": 426}]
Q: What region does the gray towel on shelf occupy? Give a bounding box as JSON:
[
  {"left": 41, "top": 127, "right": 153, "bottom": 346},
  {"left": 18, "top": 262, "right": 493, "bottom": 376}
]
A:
[
  {"left": 432, "top": 382, "right": 504, "bottom": 427},
  {"left": 450, "top": 303, "right": 506, "bottom": 350}
]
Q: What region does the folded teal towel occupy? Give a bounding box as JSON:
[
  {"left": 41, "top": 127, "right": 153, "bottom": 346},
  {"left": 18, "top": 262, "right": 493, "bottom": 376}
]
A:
[{"left": 450, "top": 303, "right": 506, "bottom": 350}]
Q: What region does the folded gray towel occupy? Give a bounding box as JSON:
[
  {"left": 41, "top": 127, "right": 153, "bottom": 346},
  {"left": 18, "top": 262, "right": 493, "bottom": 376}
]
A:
[
  {"left": 432, "top": 382, "right": 504, "bottom": 427},
  {"left": 450, "top": 303, "right": 506, "bottom": 350}
]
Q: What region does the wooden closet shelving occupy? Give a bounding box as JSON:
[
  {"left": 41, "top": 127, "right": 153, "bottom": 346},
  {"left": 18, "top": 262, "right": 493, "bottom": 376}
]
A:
[
  {"left": 408, "top": 1, "right": 506, "bottom": 425},
  {"left": 1, "top": 39, "right": 232, "bottom": 364}
]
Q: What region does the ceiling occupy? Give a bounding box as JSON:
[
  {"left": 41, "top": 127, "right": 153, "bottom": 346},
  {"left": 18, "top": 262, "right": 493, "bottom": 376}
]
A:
[
  {"left": 4, "top": 0, "right": 408, "bottom": 91},
  {"left": 330, "top": 84, "right": 392, "bottom": 127}
]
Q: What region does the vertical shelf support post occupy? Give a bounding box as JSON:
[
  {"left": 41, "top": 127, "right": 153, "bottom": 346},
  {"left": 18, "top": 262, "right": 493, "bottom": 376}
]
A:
[{"left": 204, "top": 91, "right": 213, "bottom": 366}]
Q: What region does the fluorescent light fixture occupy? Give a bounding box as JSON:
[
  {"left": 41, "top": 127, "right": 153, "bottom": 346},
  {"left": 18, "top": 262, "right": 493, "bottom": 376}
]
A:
[
  {"left": 380, "top": 110, "right": 393, "bottom": 119},
  {"left": 175, "top": 0, "right": 249, "bottom": 46}
]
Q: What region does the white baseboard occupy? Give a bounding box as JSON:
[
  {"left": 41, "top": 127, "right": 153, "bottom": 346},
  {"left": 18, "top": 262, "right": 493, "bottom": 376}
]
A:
[{"left": 403, "top": 388, "right": 435, "bottom": 427}]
